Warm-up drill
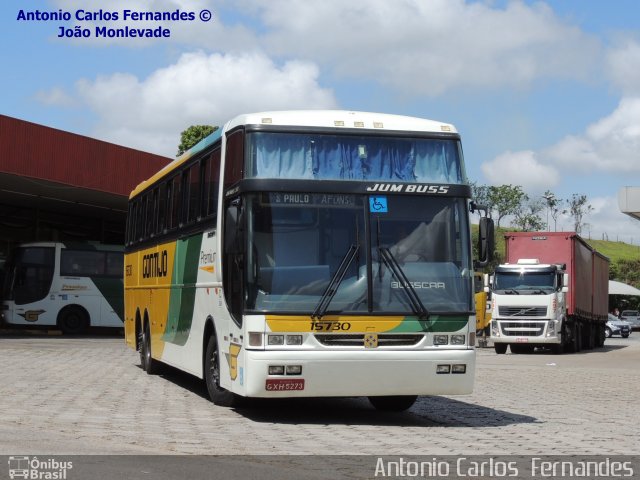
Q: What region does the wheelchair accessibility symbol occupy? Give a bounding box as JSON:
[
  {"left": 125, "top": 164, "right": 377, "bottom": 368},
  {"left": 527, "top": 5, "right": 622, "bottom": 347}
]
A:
[{"left": 369, "top": 196, "right": 388, "bottom": 213}]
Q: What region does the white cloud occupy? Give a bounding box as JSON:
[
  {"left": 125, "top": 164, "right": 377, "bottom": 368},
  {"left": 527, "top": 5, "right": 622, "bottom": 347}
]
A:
[
  {"left": 607, "top": 39, "right": 640, "bottom": 96},
  {"left": 246, "top": 0, "right": 601, "bottom": 95},
  {"left": 48, "top": 0, "right": 601, "bottom": 95},
  {"left": 70, "top": 51, "right": 337, "bottom": 155},
  {"left": 34, "top": 87, "right": 77, "bottom": 107},
  {"left": 578, "top": 195, "right": 640, "bottom": 244},
  {"left": 481, "top": 150, "right": 560, "bottom": 191},
  {"left": 545, "top": 97, "right": 640, "bottom": 173}
]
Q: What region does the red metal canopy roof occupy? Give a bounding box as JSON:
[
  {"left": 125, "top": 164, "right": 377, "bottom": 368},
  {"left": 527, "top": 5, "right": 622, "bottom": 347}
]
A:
[{"left": 0, "top": 114, "right": 171, "bottom": 197}]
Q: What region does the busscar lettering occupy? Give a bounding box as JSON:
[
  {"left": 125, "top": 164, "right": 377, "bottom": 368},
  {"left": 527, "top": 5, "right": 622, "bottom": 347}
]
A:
[
  {"left": 391, "top": 281, "right": 445, "bottom": 289},
  {"left": 142, "top": 251, "right": 169, "bottom": 278}
]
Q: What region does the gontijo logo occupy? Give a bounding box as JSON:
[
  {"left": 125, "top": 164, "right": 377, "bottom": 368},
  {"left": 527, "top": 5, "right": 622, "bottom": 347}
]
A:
[{"left": 8, "top": 456, "right": 73, "bottom": 479}]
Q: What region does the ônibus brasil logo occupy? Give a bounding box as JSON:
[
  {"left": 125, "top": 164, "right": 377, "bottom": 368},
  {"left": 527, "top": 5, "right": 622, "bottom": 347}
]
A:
[{"left": 8, "top": 456, "right": 73, "bottom": 479}]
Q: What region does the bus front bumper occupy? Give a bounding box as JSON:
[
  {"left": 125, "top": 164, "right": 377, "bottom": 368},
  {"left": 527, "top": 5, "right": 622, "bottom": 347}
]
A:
[{"left": 240, "top": 348, "right": 476, "bottom": 398}]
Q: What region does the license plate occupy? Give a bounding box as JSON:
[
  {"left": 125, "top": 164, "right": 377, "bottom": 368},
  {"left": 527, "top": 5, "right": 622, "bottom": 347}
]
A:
[
  {"left": 515, "top": 338, "right": 529, "bottom": 343},
  {"left": 265, "top": 379, "right": 305, "bottom": 391}
]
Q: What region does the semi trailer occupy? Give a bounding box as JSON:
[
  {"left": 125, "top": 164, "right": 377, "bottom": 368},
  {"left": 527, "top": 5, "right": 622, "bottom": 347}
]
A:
[{"left": 487, "top": 232, "right": 609, "bottom": 354}]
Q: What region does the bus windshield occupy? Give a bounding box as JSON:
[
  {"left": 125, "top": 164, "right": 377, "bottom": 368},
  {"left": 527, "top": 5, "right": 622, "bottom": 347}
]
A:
[
  {"left": 247, "top": 132, "right": 466, "bottom": 184},
  {"left": 246, "top": 193, "right": 472, "bottom": 315},
  {"left": 4, "top": 246, "right": 55, "bottom": 305}
]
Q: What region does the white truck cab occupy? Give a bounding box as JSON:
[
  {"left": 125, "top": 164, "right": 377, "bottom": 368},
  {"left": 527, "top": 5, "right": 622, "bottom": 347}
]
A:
[{"left": 487, "top": 259, "right": 568, "bottom": 354}]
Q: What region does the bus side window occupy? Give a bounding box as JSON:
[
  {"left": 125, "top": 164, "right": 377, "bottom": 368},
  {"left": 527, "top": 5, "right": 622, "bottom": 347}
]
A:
[
  {"left": 224, "top": 130, "right": 244, "bottom": 191},
  {"left": 136, "top": 197, "right": 145, "bottom": 242},
  {"left": 180, "top": 170, "right": 189, "bottom": 226},
  {"left": 157, "top": 182, "right": 166, "bottom": 235},
  {"left": 187, "top": 162, "right": 200, "bottom": 224},
  {"left": 152, "top": 188, "right": 159, "bottom": 237},
  {"left": 208, "top": 149, "right": 221, "bottom": 218},
  {"left": 201, "top": 148, "right": 221, "bottom": 220},
  {"left": 167, "top": 175, "right": 180, "bottom": 231},
  {"left": 127, "top": 202, "right": 136, "bottom": 246}
]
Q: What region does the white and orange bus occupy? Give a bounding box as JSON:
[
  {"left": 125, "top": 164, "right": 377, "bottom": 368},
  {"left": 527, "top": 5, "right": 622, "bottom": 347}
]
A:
[{"left": 123, "top": 110, "right": 493, "bottom": 411}]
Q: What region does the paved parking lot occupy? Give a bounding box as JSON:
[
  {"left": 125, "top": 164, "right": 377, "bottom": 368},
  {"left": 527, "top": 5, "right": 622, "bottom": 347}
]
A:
[{"left": 0, "top": 331, "right": 638, "bottom": 457}]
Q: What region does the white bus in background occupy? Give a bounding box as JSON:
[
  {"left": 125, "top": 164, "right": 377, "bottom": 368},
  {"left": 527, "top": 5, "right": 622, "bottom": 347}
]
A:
[{"left": 1, "top": 242, "right": 124, "bottom": 334}]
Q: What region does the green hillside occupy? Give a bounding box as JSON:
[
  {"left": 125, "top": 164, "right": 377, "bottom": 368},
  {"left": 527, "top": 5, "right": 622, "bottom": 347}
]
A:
[{"left": 584, "top": 239, "right": 640, "bottom": 262}]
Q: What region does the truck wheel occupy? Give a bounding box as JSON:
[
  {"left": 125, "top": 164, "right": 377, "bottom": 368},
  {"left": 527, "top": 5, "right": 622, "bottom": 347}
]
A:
[
  {"left": 605, "top": 327, "right": 612, "bottom": 338},
  {"left": 494, "top": 344, "right": 507, "bottom": 354},
  {"left": 598, "top": 325, "right": 604, "bottom": 346},
  {"left": 576, "top": 323, "right": 583, "bottom": 352},
  {"left": 564, "top": 323, "right": 577, "bottom": 353}
]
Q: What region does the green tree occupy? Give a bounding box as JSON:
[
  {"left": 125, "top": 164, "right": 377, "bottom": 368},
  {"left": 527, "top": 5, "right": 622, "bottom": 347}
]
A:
[
  {"left": 513, "top": 196, "right": 545, "bottom": 231},
  {"left": 567, "top": 194, "right": 594, "bottom": 234},
  {"left": 177, "top": 125, "right": 218, "bottom": 157},
  {"left": 487, "top": 184, "right": 526, "bottom": 228},
  {"left": 542, "top": 190, "right": 565, "bottom": 232}
]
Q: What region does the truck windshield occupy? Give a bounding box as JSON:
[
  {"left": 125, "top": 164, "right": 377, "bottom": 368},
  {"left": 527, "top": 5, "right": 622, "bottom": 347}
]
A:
[
  {"left": 493, "top": 271, "right": 556, "bottom": 293},
  {"left": 245, "top": 193, "right": 473, "bottom": 315}
]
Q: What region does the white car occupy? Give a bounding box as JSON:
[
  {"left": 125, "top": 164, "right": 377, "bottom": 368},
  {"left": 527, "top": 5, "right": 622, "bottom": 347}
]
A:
[
  {"left": 606, "top": 314, "right": 631, "bottom": 338},
  {"left": 620, "top": 310, "right": 640, "bottom": 331}
]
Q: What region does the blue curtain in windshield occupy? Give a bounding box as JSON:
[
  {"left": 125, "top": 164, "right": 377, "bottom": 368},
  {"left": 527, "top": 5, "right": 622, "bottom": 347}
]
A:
[{"left": 250, "top": 133, "right": 465, "bottom": 183}]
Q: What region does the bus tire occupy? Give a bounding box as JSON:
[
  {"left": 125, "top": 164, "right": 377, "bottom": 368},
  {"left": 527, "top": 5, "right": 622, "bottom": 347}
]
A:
[
  {"left": 204, "top": 333, "right": 238, "bottom": 407},
  {"left": 141, "top": 322, "right": 159, "bottom": 375},
  {"left": 57, "top": 306, "right": 88, "bottom": 335},
  {"left": 368, "top": 395, "right": 417, "bottom": 412}
]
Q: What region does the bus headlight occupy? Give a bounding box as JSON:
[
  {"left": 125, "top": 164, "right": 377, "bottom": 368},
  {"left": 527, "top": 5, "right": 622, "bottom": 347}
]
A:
[
  {"left": 436, "top": 364, "right": 451, "bottom": 374},
  {"left": 451, "top": 334, "right": 466, "bottom": 345},
  {"left": 268, "top": 335, "right": 284, "bottom": 346},
  {"left": 286, "top": 335, "right": 302, "bottom": 345},
  {"left": 452, "top": 364, "right": 466, "bottom": 374},
  {"left": 434, "top": 335, "right": 448, "bottom": 345},
  {"left": 268, "top": 365, "right": 285, "bottom": 375}
]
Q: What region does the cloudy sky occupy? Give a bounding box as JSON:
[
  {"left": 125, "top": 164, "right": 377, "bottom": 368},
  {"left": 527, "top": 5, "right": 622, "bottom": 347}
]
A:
[{"left": 3, "top": 0, "right": 640, "bottom": 243}]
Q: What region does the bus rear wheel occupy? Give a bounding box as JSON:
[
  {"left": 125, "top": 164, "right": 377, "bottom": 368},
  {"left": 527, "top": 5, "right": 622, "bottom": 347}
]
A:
[
  {"left": 204, "top": 334, "right": 239, "bottom": 407},
  {"left": 140, "top": 322, "right": 159, "bottom": 374},
  {"left": 57, "top": 307, "right": 88, "bottom": 335},
  {"left": 368, "top": 395, "right": 417, "bottom": 412}
]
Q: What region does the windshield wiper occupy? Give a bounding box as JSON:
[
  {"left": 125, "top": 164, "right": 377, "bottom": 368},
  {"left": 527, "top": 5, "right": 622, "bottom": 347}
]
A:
[
  {"left": 311, "top": 244, "right": 360, "bottom": 319},
  {"left": 503, "top": 289, "right": 520, "bottom": 295},
  {"left": 379, "top": 247, "right": 429, "bottom": 320}
]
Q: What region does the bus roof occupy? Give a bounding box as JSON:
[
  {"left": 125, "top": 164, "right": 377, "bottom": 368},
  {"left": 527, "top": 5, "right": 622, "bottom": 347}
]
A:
[
  {"left": 129, "top": 110, "right": 458, "bottom": 199},
  {"left": 225, "top": 110, "right": 457, "bottom": 133}
]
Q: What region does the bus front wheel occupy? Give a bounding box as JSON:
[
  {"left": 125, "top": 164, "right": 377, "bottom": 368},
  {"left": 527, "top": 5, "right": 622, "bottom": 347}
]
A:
[
  {"left": 204, "top": 334, "right": 239, "bottom": 407},
  {"left": 368, "top": 395, "right": 417, "bottom": 412},
  {"left": 57, "top": 307, "right": 88, "bottom": 335}
]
